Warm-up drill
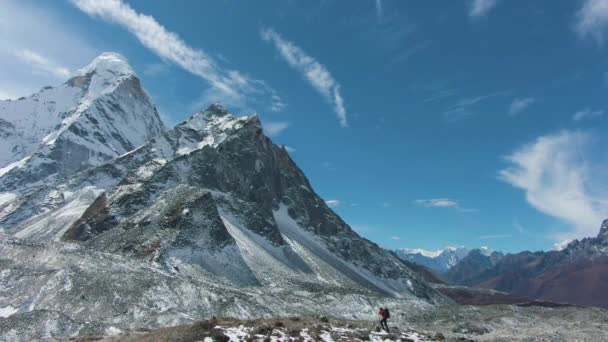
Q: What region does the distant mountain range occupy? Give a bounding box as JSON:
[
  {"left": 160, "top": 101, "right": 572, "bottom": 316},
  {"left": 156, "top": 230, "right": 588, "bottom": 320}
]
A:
[
  {"left": 397, "top": 222, "right": 608, "bottom": 309},
  {"left": 434, "top": 221, "right": 608, "bottom": 308},
  {"left": 394, "top": 246, "right": 494, "bottom": 273}
]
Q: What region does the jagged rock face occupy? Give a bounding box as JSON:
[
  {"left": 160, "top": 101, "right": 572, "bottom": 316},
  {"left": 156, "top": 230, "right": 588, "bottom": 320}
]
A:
[{"left": 0, "top": 52, "right": 165, "bottom": 192}]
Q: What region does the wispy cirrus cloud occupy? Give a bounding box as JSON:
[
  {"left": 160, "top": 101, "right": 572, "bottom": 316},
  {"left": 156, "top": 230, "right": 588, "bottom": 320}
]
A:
[
  {"left": 443, "top": 91, "right": 508, "bottom": 122},
  {"left": 325, "top": 199, "right": 341, "bottom": 207},
  {"left": 415, "top": 198, "right": 478, "bottom": 213},
  {"left": 14, "top": 49, "right": 71, "bottom": 79},
  {"left": 499, "top": 130, "right": 608, "bottom": 241},
  {"left": 260, "top": 27, "right": 348, "bottom": 127},
  {"left": 415, "top": 198, "right": 459, "bottom": 208},
  {"left": 508, "top": 97, "right": 537, "bottom": 116},
  {"left": 262, "top": 121, "right": 289, "bottom": 137},
  {"left": 71, "top": 0, "right": 283, "bottom": 113},
  {"left": 576, "top": 0, "right": 608, "bottom": 44},
  {"left": 468, "top": 0, "right": 499, "bottom": 18},
  {"left": 573, "top": 108, "right": 605, "bottom": 121}
]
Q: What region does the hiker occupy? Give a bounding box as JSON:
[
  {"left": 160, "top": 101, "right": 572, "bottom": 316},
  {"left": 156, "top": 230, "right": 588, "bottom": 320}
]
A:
[{"left": 379, "top": 307, "right": 390, "bottom": 332}]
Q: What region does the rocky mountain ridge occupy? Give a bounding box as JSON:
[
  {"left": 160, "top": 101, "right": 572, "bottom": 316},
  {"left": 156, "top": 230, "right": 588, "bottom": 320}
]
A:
[
  {"left": 0, "top": 53, "right": 448, "bottom": 341},
  {"left": 395, "top": 246, "right": 472, "bottom": 272}
]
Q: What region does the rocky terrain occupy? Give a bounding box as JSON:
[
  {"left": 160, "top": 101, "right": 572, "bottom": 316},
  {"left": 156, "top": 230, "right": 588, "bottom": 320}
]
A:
[{"left": 37, "top": 305, "right": 608, "bottom": 342}]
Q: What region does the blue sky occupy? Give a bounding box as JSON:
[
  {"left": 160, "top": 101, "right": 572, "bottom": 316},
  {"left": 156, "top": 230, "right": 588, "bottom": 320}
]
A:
[{"left": 2, "top": 0, "right": 608, "bottom": 253}]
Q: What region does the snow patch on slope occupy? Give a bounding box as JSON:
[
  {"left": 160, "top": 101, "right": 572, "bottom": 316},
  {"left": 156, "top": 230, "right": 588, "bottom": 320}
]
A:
[
  {"left": 0, "top": 305, "right": 18, "bottom": 318},
  {"left": 0, "top": 193, "right": 17, "bottom": 207},
  {"left": 274, "top": 204, "right": 410, "bottom": 297},
  {"left": 13, "top": 186, "right": 103, "bottom": 241},
  {"left": 0, "top": 157, "right": 31, "bottom": 177}
]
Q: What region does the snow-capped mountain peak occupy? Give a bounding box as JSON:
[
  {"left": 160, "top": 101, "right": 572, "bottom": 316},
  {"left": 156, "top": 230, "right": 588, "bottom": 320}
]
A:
[
  {"left": 73, "top": 52, "right": 138, "bottom": 109},
  {"left": 172, "top": 104, "right": 258, "bottom": 156},
  {"left": 402, "top": 248, "right": 444, "bottom": 258},
  {"left": 0, "top": 52, "right": 165, "bottom": 191},
  {"left": 77, "top": 52, "right": 135, "bottom": 79},
  {"left": 401, "top": 246, "right": 468, "bottom": 258},
  {"left": 478, "top": 246, "right": 494, "bottom": 256},
  {"left": 395, "top": 246, "right": 470, "bottom": 272}
]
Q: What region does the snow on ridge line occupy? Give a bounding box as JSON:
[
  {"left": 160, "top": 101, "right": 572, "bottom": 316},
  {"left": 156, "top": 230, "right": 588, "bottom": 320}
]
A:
[
  {"left": 175, "top": 113, "right": 254, "bottom": 156},
  {"left": 402, "top": 248, "right": 444, "bottom": 258},
  {"left": 0, "top": 156, "right": 31, "bottom": 177}
]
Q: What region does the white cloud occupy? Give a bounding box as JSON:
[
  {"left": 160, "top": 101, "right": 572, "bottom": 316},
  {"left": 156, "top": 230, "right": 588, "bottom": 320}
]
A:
[
  {"left": 263, "top": 121, "right": 289, "bottom": 137},
  {"left": 469, "top": 0, "right": 499, "bottom": 18},
  {"left": 260, "top": 28, "right": 348, "bottom": 127},
  {"left": 326, "top": 199, "right": 341, "bottom": 207},
  {"left": 415, "top": 198, "right": 459, "bottom": 208},
  {"left": 415, "top": 198, "right": 478, "bottom": 212},
  {"left": 499, "top": 130, "right": 608, "bottom": 241},
  {"left": 72, "top": 0, "right": 283, "bottom": 112},
  {"left": 284, "top": 146, "right": 296, "bottom": 153},
  {"left": 390, "top": 236, "right": 400, "bottom": 240},
  {"left": 576, "top": 0, "right": 608, "bottom": 44},
  {"left": 573, "top": 108, "right": 605, "bottom": 121},
  {"left": 381, "top": 202, "right": 391, "bottom": 208},
  {"left": 14, "top": 49, "right": 71, "bottom": 79},
  {"left": 509, "top": 97, "right": 536, "bottom": 116}
]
